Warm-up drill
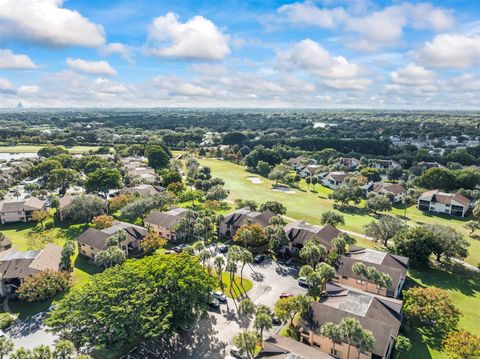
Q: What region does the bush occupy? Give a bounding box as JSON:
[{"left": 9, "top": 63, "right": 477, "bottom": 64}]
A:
[
  {"left": 17, "top": 270, "right": 72, "bottom": 302},
  {"left": 0, "top": 313, "right": 15, "bottom": 329}
]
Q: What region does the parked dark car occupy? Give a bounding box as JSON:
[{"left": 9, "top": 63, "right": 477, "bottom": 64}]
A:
[
  {"left": 208, "top": 298, "right": 220, "bottom": 310},
  {"left": 219, "top": 245, "right": 228, "bottom": 253},
  {"left": 254, "top": 254, "right": 266, "bottom": 264},
  {"left": 172, "top": 246, "right": 182, "bottom": 253}
]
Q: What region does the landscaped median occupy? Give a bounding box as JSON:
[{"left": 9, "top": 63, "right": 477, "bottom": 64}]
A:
[{"left": 215, "top": 271, "right": 253, "bottom": 299}]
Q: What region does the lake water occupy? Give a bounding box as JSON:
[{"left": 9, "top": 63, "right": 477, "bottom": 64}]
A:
[{"left": 0, "top": 153, "right": 38, "bottom": 161}]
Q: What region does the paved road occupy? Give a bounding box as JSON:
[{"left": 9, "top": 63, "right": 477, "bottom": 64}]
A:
[{"left": 5, "top": 312, "right": 57, "bottom": 349}]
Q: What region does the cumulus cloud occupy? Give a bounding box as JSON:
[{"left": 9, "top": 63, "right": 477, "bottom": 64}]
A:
[
  {"left": 100, "top": 43, "right": 134, "bottom": 63},
  {"left": 0, "top": 0, "right": 105, "bottom": 47},
  {"left": 391, "top": 63, "right": 436, "bottom": 86},
  {"left": 0, "top": 49, "right": 38, "bottom": 69},
  {"left": 277, "top": 2, "right": 346, "bottom": 28},
  {"left": 0, "top": 77, "right": 15, "bottom": 93},
  {"left": 277, "top": 39, "right": 371, "bottom": 90},
  {"left": 93, "top": 78, "right": 128, "bottom": 94},
  {"left": 345, "top": 3, "right": 454, "bottom": 51},
  {"left": 66, "top": 58, "right": 117, "bottom": 76},
  {"left": 147, "top": 12, "right": 230, "bottom": 60},
  {"left": 416, "top": 34, "right": 480, "bottom": 68},
  {"left": 18, "top": 85, "right": 39, "bottom": 94}
]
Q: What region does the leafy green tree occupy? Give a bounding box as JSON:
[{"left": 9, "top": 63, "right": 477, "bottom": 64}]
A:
[
  {"left": 32, "top": 345, "right": 52, "bottom": 359},
  {"left": 142, "top": 232, "right": 166, "bottom": 255},
  {"left": 238, "top": 298, "right": 256, "bottom": 328},
  {"left": 31, "top": 159, "right": 63, "bottom": 179},
  {"left": 320, "top": 210, "right": 345, "bottom": 227},
  {"left": 38, "top": 146, "right": 68, "bottom": 158},
  {"left": 45, "top": 254, "right": 214, "bottom": 351},
  {"left": 418, "top": 167, "right": 456, "bottom": 190},
  {"left": 95, "top": 246, "right": 126, "bottom": 269},
  {"left": 464, "top": 221, "right": 480, "bottom": 234},
  {"left": 256, "top": 161, "right": 271, "bottom": 178},
  {"left": 259, "top": 201, "right": 287, "bottom": 215},
  {"left": 85, "top": 168, "right": 122, "bottom": 196},
  {"left": 424, "top": 224, "right": 470, "bottom": 262},
  {"left": 394, "top": 336, "right": 412, "bottom": 359},
  {"left": 145, "top": 144, "right": 170, "bottom": 169},
  {"left": 443, "top": 330, "right": 480, "bottom": 359},
  {"left": 365, "top": 215, "right": 407, "bottom": 247},
  {"left": 274, "top": 295, "right": 310, "bottom": 327},
  {"left": 9, "top": 347, "right": 33, "bottom": 359},
  {"left": 403, "top": 287, "right": 461, "bottom": 335},
  {"left": 393, "top": 226, "right": 435, "bottom": 268},
  {"left": 365, "top": 194, "right": 392, "bottom": 214},
  {"left": 0, "top": 336, "right": 14, "bottom": 359},
  {"left": 17, "top": 270, "right": 71, "bottom": 302},
  {"left": 47, "top": 169, "right": 79, "bottom": 194},
  {"left": 232, "top": 331, "right": 258, "bottom": 359},
  {"left": 52, "top": 340, "right": 76, "bottom": 359},
  {"left": 61, "top": 195, "right": 106, "bottom": 223},
  {"left": 60, "top": 241, "right": 76, "bottom": 271},
  {"left": 360, "top": 167, "right": 381, "bottom": 182},
  {"left": 254, "top": 312, "right": 273, "bottom": 342}
]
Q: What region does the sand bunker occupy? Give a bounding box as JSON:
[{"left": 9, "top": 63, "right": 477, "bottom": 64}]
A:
[
  {"left": 272, "top": 186, "right": 295, "bottom": 194},
  {"left": 246, "top": 176, "right": 263, "bottom": 184}
]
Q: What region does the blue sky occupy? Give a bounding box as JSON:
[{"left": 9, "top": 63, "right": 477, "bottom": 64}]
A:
[{"left": 0, "top": 0, "right": 479, "bottom": 108}]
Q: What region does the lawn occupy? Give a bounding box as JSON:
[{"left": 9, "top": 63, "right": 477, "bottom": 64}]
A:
[
  {"left": 404, "top": 264, "right": 480, "bottom": 359},
  {"left": 0, "top": 144, "right": 99, "bottom": 154},
  {"left": 198, "top": 158, "right": 479, "bottom": 266},
  {"left": 215, "top": 271, "right": 253, "bottom": 300},
  {"left": 0, "top": 219, "right": 100, "bottom": 318}
]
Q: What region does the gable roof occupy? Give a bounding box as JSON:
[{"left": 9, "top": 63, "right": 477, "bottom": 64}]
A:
[
  {"left": 373, "top": 182, "right": 406, "bottom": 195},
  {"left": 0, "top": 197, "right": 45, "bottom": 213},
  {"left": 324, "top": 171, "right": 349, "bottom": 183},
  {"left": 300, "top": 284, "right": 402, "bottom": 358},
  {"left": 285, "top": 220, "right": 342, "bottom": 249},
  {"left": 223, "top": 207, "right": 275, "bottom": 228},
  {"left": 144, "top": 207, "right": 190, "bottom": 229},
  {"left": 261, "top": 335, "right": 332, "bottom": 359},
  {"left": 419, "top": 190, "right": 470, "bottom": 208},
  {"left": 336, "top": 247, "right": 409, "bottom": 290},
  {"left": 77, "top": 221, "right": 147, "bottom": 250}
]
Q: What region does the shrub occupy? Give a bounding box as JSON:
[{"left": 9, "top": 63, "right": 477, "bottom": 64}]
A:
[
  {"left": 0, "top": 313, "right": 15, "bottom": 329},
  {"left": 17, "top": 270, "right": 72, "bottom": 302}
]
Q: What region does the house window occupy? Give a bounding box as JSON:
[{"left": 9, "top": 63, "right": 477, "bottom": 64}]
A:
[
  {"left": 330, "top": 349, "right": 342, "bottom": 358},
  {"left": 356, "top": 279, "right": 365, "bottom": 284},
  {"left": 342, "top": 275, "right": 348, "bottom": 279}
]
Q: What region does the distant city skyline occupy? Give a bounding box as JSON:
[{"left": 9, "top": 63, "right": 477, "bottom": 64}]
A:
[{"left": 1, "top": 0, "right": 479, "bottom": 109}]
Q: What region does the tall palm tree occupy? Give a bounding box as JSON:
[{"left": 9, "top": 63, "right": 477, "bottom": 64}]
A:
[
  {"left": 355, "top": 330, "right": 375, "bottom": 359},
  {"left": 238, "top": 298, "right": 256, "bottom": 328},
  {"left": 320, "top": 322, "right": 342, "bottom": 356},
  {"left": 213, "top": 256, "right": 225, "bottom": 289},
  {"left": 226, "top": 260, "right": 238, "bottom": 294},
  {"left": 352, "top": 262, "right": 367, "bottom": 289},
  {"left": 331, "top": 237, "right": 347, "bottom": 257},
  {"left": 233, "top": 331, "right": 258, "bottom": 359},
  {"left": 299, "top": 240, "right": 327, "bottom": 269},
  {"left": 338, "top": 317, "right": 363, "bottom": 359},
  {"left": 254, "top": 312, "right": 273, "bottom": 342},
  {"left": 239, "top": 248, "right": 253, "bottom": 282},
  {"left": 0, "top": 337, "right": 14, "bottom": 359},
  {"left": 215, "top": 214, "right": 225, "bottom": 240}
]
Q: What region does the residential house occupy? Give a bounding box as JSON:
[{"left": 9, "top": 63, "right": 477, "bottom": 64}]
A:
[
  {"left": 0, "top": 243, "right": 62, "bottom": 296},
  {"left": 334, "top": 246, "right": 409, "bottom": 298},
  {"left": 338, "top": 157, "right": 361, "bottom": 171},
  {"left": 287, "top": 157, "right": 317, "bottom": 171},
  {"left": 219, "top": 207, "right": 275, "bottom": 239},
  {"left": 0, "top": 197, "right": 46, "bottom": 224},
  {"left": 57, "top": 194, "right": 74, "bottom": 221},
  {"left": 320, "top": 171, "right": 351, "bottom": 189},
  {"left": 120, "top": 184, "right": 165, "bottom": 197},
  {"left": 144, "top": 207, "right": 192, "bottom": 241},
  {"left": 77, "top": 221, "right": 147, "bottom": 260},
  {"left": 260, "top": 335, "right": 332, "bottom": 359},
  {"left": 418, "top": 190, "right": 471, "bottom": 217},
  {"left": 300, "top": 283, "right": 402, "bottom": 359},
  {"left": 298, "top": 165, "right": 322, "bottom": 179},
  {"left": 371, "top": 160, "right": 401, "bottom": 170},
  {"left": 362, "top": 182, "right": 406, "bottom": 203},
  {"left": 417, "top": 161, "right": 445, "bottom": 170},
  {"left": 284, "top": 220, "right": 342, "bottom": 253}
]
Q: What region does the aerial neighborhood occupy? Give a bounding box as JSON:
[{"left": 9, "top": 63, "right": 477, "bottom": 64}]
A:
[{"left": 0, "top": 110, "right": 479, "bottom": 359}]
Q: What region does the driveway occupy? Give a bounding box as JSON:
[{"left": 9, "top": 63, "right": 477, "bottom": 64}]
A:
[
  {"left": 5, "top": 312, "right": 57, "bottom": 349},
  {"left": 129, "top": 258, "right": 306, "bottom": 359}
]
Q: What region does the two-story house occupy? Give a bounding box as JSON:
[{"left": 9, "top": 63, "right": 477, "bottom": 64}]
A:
[
  {"left": 144, "top": 207, "right": 192, "bottom": 241},
  {"left": 219, "top": 207, "right": 275, "bottom": 239},
  {"left": 0, "top": 197, "right": 46, "bottom": 224},
  {"left": 418, "top": 190, "right": 471, "bottom": 217}
]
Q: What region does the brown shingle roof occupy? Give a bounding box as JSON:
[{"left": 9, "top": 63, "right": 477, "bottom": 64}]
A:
[
  {"left": 261, "top": 335, "right": 332, "bottom": 359},
  {"left": 223, "top": 208, "right": 275, "bottom": 228},
  {"left": 144, "top": 208, "right": 189, "bottom": 229},
  {"left": 77, "top": 221, "right": 147, "bottom": 250},
  {"left": 300, "top": 285, "right": 402, "bottom": 358},
  {"left": 285, "top": 221, "right": 342, "bottom": 249},
  {"left": 419, "top": 190, "right": 471, "bottom": 208}
]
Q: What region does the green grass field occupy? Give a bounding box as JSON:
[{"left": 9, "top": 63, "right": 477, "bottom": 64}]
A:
[
  {"left": 0, "top": 145, "right": 99, "bottom": 154},
  {"left": 198, "top": 158, "right": 479, "bottom": 266},
  {"left": 216, "top": 271, "right": 253, "bottom": 299}
]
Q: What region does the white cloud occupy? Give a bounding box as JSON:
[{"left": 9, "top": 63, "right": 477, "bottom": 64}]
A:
[
  {"left": 0, "top": 49, "right": 38, "bottom": 69},
  {"left": 417, "top": 34, "right": 480, "bottom": 68},
  {"left": 100, "top": 43, "right": 134, "bottom": 63},
  {"left": 0, "top": 77, "right": 15, "bottom": 93},
  {"left": 18, "top": 85, "right": 39, "bottom": 94},
  {"left": 93, "top": 78, "right": 128, "bottom": 94},
  {"left": 0, "top": 0, "right": 105, "bottom": 47},
  {"left": 391, "top": 63, "right": 436, "bottom": 86},
  {"left": 278, "top": 39, "right": 371, "bottom": 90},
  {"left": 152, "top": 76, "right": 213, "bottom": 97},
  {"left": 147, "top": 12, "right": 230, "bottom": 60},
  {"left": 277, "top": 2, "right": 346, "bottom": 28},
  {"left": 66, "top": 58, "right": 117, "bottom": 76}
]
